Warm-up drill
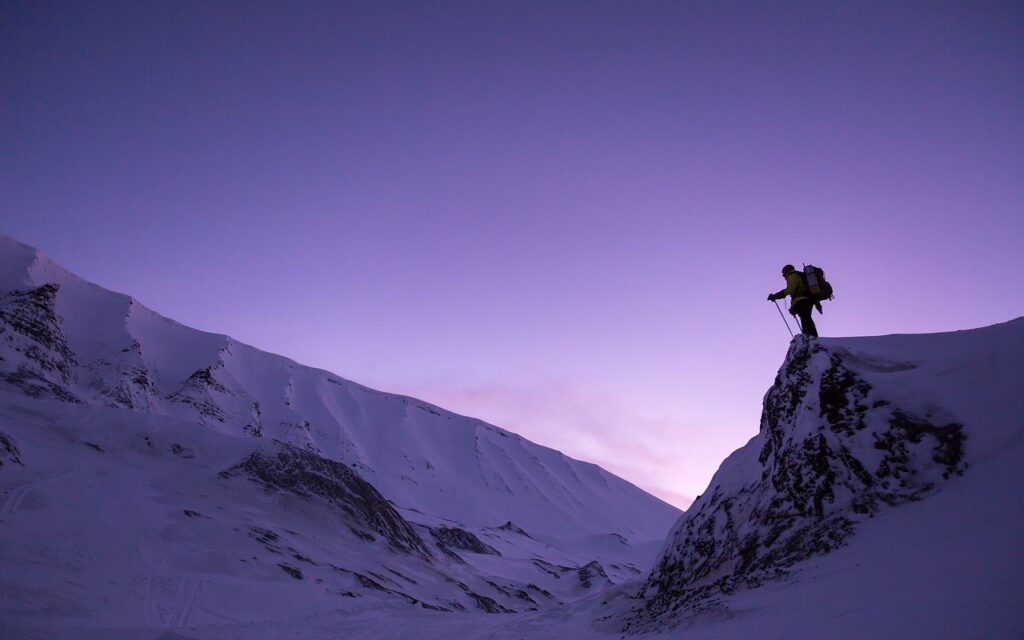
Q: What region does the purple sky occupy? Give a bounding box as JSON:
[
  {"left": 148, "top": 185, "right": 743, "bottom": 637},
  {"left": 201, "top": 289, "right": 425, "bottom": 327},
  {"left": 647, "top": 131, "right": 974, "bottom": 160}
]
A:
[{"left": 3, "top": 1, "right": 1022, "bottom": 508}]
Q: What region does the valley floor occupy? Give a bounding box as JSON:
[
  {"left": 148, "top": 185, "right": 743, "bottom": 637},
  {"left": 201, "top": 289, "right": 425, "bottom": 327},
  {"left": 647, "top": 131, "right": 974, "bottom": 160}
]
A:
[{"left": 6, "top": 429, "right": 1022, "bottom": 640}]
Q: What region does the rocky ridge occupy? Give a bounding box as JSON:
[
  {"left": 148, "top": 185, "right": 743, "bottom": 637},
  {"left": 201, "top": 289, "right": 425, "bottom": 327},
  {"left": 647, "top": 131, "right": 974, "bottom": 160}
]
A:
[{"left": 628, "top": 336, "right": 967, "bottom": 630}]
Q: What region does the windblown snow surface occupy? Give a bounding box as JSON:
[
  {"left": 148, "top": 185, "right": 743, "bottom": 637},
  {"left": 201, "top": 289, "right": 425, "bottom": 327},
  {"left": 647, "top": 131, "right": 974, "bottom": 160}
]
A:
[{"left": 1, "top": 232, "right": 1022, "bottom": 639}]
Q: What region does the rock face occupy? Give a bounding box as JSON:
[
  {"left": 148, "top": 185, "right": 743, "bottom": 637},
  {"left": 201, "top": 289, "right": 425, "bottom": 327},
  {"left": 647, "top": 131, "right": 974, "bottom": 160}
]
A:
[
  {"left": 631, "top": 336, "right": 966, "bottom": 628},
  {"left": 0, "top": 430, "right": 22, "bottom": 468},
  {"left": 576, "top": 560, "right": 610, "bottom": 589},
  {"left": 495, "top": 521, "right": 532, "bottom": 538},
  {"left": 431, "top": 526, "right": 501, "bottom": 556},
  {"left": 85, "top": 339, "right": 158, "bottom": 411},
  {"left": 0, "top": 284, "right": 79, "bottom": 403},
  {"left": 225, "top": 443, "right": 431, "bottom": 556}
]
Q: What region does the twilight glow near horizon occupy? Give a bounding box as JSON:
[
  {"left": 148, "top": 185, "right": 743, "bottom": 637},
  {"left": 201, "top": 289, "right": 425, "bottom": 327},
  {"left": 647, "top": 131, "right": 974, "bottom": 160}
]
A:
[{"left": 3, "top": 2, "right": 1022, "bottom": 508}]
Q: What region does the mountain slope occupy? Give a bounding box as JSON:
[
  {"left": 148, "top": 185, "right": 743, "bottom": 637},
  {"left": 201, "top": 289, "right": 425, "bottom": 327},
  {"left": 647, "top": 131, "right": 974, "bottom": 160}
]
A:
[
  {"left": 0, "top": 234, "right": 680, "bottom": 635},
  {"left": 0, "top": 390, "right": 660, "bottom": 630},
  {"left": 0, "top": 234, "right": 678, "bottom": 541}
]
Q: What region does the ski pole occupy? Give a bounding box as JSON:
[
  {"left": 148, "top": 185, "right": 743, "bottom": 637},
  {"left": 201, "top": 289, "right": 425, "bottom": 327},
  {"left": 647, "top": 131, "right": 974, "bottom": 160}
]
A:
[{"left": 773, "top": 299, "right": 794, "bottom": 337}]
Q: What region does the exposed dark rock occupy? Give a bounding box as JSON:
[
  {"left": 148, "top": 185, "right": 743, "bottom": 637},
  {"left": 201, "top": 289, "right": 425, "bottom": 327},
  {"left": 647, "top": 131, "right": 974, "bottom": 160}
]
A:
[
  {"left": 486, "top": 580, "right": 538, "bottom": 607},
  {"left": 609, "top": 562, "right": 642, "bottom": 575},
  {"left": 366, "top": 570, "right": 399, "bottom": 587},
  {"left": 886, "top": 411, "right": 965, "bottom": 480},
  {"left": 86, "top": 341, "right": 156, "bottom": 410},
  {"left": 108, "top": 367, "right": 156, "bottom": 408},
  {"left": 577, "top": 561, "right": 609, "bottom": 589},
  {"left": 415, "top": 403, "right": 441, "bottom": 416},
  {"left": 467, "top": 591, "right": 514, "bottom": 614},
  {"left": 329, "top": 565, "right": 433, "bottom": 607},
  {"left": 526, "top": 583, "right": 555, "bottom": 600},
  {"left": 431, "top": 526, "right": 501, "bottom": 556},
  {"left": 0, "top": 284, "right": 80, "bottom": 402},
  {"left": 0, "top": 284, "right": 72, "bottom": 364},
  {"left": 1, "top": 366, "right": 81, "bottom": 402},
  {"left": 385, "top": 567, "right": 417, "bottom": 585},
  {"left": 0, "top": 431, "right": 23, "bottom": 467},
  {"left": 354, "top": 572, "right": 386, "bottom": 591},
  {"left": 291, "top": 551, "right": 316, "bottom": 564},
  {"left": 532, "top": 559, "right": 574, "bottom": 579},
  {"left": 169, "top": 443, "right": 195, "bottom": 459},
  {"left": 455, "top": 581, "right": 514, "bottom": 613},
  {"left": 167, "top": 366, "right": 231, "bottom": 423},
  {"left": 224, "top": 443, "right": 430, "bottom": 556},
  {"left": 431, "top": 539, "right": 466, "bottom": 563},
  {"left": 245, "top": 401, "right": 263, "bottom": 438},
  {"left": 495, "top": 521, "right": 532, "bottom": 538},
  {"left": 278, "top": 563, "right": 303, "bottom": 579},
  {"left": 184, "top": 367, "right": 227, "bottom": 393},
  {"left": 249, "top": 526, "right": 282, "bottom": 554}
]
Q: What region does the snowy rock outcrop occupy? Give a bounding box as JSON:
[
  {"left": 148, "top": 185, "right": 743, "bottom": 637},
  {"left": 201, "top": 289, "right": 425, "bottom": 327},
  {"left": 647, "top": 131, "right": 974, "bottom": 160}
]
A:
[
  {"left": 0, "top": 284, "right": 79, "bottom": 402},
  {"left": 224, "top": 443, "right": 431, "bottom": 556},
  {"left": 0, "top": 430, "right": 21, "bottom": 467},
  {"left": 431, "top": 526, "right": 501, "bottom": 556},
  {"left": 631, "top": 335, "right": 969, "bottom": 628}
]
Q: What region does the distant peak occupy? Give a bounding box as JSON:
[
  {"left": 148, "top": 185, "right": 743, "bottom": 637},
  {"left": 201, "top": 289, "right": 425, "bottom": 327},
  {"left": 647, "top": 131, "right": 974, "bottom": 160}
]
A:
[{"left": 0, "top": 234, "right": 48, "bottom": 290}]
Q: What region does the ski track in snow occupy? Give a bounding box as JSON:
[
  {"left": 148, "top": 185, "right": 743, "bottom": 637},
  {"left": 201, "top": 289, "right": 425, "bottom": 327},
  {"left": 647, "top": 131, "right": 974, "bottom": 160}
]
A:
[
  {"left": 0, "top": 482, "right": 33, "bottom": 527},
  {"left": 132, "top": 575, "right": 202, "bottom": 629},
  {"left": 136, "top": 576, "right": 162, "bottom": 627},
  {"left": 0, "top": 469, "right": 78, "bottom": 533},
  {"left": 168, "top": 578, "right": 201, "bottom": 629}
]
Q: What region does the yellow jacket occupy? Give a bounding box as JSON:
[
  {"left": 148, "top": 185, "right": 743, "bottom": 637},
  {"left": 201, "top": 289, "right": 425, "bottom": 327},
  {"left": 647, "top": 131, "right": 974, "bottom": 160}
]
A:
[{"left": 774, "top": 271, "right": 809, "bottom": 311}]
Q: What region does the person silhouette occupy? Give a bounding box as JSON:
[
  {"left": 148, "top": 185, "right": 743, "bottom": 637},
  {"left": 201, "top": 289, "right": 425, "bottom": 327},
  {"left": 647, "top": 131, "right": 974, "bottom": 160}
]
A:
[{"left": 768, "top": 264, "right": 818, "bottom": 337}]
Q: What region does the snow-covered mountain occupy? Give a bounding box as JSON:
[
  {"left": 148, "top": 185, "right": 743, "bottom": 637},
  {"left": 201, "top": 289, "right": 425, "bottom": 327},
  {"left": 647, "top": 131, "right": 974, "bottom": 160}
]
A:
[
  {"left": 0, "top": 234, "right": 679, "bottom": 634},
  {"left": 0, "top": 234, "right": 676, "bottom": 541}
]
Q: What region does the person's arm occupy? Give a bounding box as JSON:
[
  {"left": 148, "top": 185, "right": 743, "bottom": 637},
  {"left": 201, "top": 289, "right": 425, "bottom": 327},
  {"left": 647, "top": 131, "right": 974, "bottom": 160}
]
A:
[{"left": 769, "top": 274, "right": 800, "bottom": 300}]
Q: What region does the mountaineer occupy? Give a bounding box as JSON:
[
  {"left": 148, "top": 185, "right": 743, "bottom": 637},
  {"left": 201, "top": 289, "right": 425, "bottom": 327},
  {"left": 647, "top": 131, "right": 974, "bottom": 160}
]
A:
[{"left": 768, "top": 264, "right": 819, "bottom": 337}]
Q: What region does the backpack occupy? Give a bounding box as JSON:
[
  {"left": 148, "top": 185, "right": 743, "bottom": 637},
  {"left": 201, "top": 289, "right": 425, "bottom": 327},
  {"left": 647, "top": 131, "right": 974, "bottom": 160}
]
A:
[{"left": 802, "top": 264, "right": 834, "bottom": 302}]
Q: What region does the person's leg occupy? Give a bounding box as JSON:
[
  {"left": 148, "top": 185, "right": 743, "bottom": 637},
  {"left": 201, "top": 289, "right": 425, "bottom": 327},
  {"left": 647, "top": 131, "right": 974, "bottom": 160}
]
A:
[{"left": 797, "top": 300, "right": 818, "bottom": 337}]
